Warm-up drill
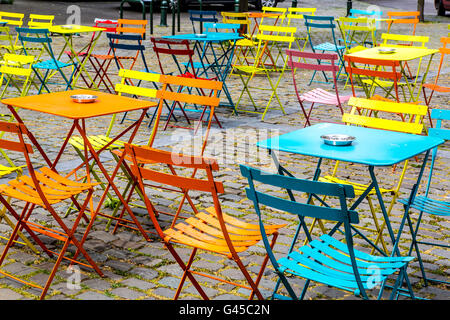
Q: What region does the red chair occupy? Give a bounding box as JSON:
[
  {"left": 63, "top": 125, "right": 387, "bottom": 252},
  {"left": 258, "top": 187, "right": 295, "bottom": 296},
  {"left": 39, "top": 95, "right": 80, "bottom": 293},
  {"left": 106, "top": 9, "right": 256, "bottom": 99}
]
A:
[
  {"left": 286, "top": 49, "right": 352, "bottom": 127},
  {"left": 150, "top": 37, "right": 222, "bottom": 131}
]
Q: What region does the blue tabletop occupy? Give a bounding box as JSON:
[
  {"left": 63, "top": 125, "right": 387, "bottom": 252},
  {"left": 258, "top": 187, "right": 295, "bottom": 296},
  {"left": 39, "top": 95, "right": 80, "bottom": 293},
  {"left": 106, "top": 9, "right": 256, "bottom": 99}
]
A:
[
  {"left": 164, "top": 32, "right": 242, "bottom": 42},
  {"left": 257, "top": 123, "right": 445, "bottom": 167}
]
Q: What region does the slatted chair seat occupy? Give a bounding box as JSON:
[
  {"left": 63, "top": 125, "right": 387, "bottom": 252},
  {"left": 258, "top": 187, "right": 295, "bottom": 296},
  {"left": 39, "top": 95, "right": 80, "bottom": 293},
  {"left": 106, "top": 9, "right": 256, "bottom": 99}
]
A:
[
  {"left": 0, "top": 167, "right": 97, "bottom": 206},
  {"left": 33, "top": 59, "right": 73, "bottom": 70},
  {"left": 319, "top": 175, "right": 394, "bottom": 196},
  {"left": 299, "top": 87, "right": 352, "bottom": 106},
  {"left": 68, "top": 135, "right": 126, "bottom": 152},
  {"left": 164, "top": 207, "right": 284, "bottom": 256},
  {"left": 399, "top": 196, "right": 450, "bottom": 216},
  {"left": 314, "top": 42, "right": 345, "bottom": 52},
  {"left": 278, "top": 234, "right": 413, "bottom": 294}
]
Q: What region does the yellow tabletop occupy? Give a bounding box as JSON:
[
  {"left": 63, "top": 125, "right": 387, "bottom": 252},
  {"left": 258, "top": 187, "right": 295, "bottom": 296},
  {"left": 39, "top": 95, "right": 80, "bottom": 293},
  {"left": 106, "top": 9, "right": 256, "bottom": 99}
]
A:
[
  {"left": 346, "top": 46, "right": 439, "bottom": 61},
  {"left": 49, "top": 25, "right": 105, "bottom": 34}
]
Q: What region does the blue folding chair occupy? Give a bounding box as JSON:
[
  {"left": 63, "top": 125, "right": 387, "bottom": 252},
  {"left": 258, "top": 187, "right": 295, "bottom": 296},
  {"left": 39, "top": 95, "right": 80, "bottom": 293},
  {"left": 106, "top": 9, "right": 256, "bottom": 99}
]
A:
[
  {"left": 303, "top": 15, "right": 346, "bottom": 85},
  {"left": 240, "top": 164, "right": 416, "bottom": 300},
  {"left": 399, "top": 108, "right": 450, "bottom": 287},
  {"left": 188, "top": 10, "right": 218, "bottom": 34},
  {"left": 16, "top": 27, "right": 76, "bottom": 93}
]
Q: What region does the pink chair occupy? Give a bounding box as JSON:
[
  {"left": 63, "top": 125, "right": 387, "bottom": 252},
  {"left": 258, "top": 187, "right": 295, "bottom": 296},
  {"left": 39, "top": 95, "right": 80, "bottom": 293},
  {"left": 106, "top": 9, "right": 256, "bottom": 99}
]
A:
[{"left": 286, "top": 50, "right": 352, "bottom": 127}]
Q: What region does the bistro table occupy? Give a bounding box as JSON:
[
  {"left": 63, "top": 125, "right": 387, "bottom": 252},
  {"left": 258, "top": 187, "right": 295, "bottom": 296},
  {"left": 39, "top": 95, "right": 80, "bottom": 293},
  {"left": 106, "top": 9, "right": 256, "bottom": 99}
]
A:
[
  {"left": 257, "top": 122, "right": 444, "bottom": 256},
  {"left": 346, "top": 46, "right": 439, "bottom": 102},
  {"left": 1, "top": 89, "right": 157, "bottom": 241},
  {"left": 164, "top": 32, "right": 242, "bottom": 112},
  {"left": 49, "top": 25, "right": 105, "bottom": 90}
]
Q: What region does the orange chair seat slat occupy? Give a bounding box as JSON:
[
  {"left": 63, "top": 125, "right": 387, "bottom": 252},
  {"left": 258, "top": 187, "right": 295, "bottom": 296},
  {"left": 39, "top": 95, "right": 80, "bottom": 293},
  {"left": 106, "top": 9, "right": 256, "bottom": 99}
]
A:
[{"left": 423, "top": 83, "right": 450, "bottom": 93}]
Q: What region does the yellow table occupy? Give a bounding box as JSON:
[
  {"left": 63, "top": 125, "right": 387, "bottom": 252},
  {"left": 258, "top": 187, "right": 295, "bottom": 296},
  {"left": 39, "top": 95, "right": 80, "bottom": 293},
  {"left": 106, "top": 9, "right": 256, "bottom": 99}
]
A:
[
  {"left": 49, "top": 25, "right": 105, "bottom": 90},
  {"left": 346, "top": 46, "right": 439, "bottom": 102}
]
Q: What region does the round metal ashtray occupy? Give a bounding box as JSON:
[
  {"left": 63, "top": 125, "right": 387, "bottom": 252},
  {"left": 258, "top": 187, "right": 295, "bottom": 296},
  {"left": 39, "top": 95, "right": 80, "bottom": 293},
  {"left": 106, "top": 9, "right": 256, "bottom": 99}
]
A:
[
  {"left": 378, "top": 47, "right": 396, "bottom": 54},
  {"left": 71, "top": 94, "right": 97, "bottom": 103},
  {"left": 195, "top": 33, "right": 207, "bottom": 38},
  {"left": 321, "top": 134, "right": 356, "bottom": 146}
]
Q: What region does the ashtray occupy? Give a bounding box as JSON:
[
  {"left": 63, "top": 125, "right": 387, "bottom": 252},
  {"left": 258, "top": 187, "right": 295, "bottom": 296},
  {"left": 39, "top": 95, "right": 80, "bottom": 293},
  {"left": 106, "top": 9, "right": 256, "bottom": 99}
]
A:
[
  {"left": 321, "top": 134, "right": 355, "bottom": 146},
  {"left": 378, "top": 47, "right": 396, "bottom": 54},
  {"left": 195, "top": 33, "right": 207, "bottom": 38},
  {"left": 71, "top": 94, "right": 97, "bottom": 103}
]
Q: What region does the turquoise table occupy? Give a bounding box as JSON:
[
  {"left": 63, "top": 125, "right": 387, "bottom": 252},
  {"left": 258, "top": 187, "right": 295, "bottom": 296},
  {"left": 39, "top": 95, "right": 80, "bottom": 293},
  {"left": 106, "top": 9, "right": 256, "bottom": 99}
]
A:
[
  {"left": 257, "top": 123, "right": 444, "bottom": 255},
  {"left": 164, "top": 32, "right": 242, "bottom": 112}
]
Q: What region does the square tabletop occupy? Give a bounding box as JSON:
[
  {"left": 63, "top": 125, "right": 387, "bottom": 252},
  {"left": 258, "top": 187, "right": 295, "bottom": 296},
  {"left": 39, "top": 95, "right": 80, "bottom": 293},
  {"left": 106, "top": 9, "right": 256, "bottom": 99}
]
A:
[
  {"left": 49, "top": 25, "right": 105, "bottom": 34},
  {"left": 346, "top": 46, "right": 439, "bottom": 61},
  {"left": 2, "top": 89, "right": 156, "bottom": 119},
  {"left": 257, "top": 123, "right": 444, "bottom": 167}
]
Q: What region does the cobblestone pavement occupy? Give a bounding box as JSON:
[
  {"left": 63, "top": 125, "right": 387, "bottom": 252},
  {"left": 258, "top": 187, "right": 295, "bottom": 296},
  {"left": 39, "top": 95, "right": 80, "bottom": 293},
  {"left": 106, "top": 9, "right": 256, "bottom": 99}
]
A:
[{"left": 0, "top": 0, "right": 448, "bottom": 301}]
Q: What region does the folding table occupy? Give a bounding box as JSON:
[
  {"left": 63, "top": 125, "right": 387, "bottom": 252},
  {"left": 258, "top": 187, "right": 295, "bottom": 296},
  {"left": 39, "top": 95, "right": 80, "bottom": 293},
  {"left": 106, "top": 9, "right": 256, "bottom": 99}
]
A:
[
  {"left": 163, "top": 32, "right": 242, "bottom": 112},
  {"left": 257, "top": 122, "right": 444, "bottom": 256},
  {"left": 346, "top": 46, "right": 438, "bottom": 102},
  {"left": 49, "top": 25, "right": 105, "bottom": 90},
  {"left": 1, "top": 89, "right": 157, "bottom": 240}
]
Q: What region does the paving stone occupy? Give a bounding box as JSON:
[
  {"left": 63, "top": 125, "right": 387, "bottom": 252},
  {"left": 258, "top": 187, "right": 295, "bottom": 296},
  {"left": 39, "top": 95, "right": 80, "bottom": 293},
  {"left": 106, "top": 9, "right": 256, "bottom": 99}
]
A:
[
  {"left": 129, "top": 267, "right": 159, "bottom": 280},
  {"left": 121, "top": 278, "right": 155, "bottom": 291},
  {"left": 0, "top": 288, "right": 24, "bottom": 300},
  {"left": 82, "top": 278, "right": 113, "bottom": 291},
  {"left": 76, "top": 291, "right": 115, "bottom": 300},
  {"left": 111, "top": 287, "right": 147, "bottom": 299}
]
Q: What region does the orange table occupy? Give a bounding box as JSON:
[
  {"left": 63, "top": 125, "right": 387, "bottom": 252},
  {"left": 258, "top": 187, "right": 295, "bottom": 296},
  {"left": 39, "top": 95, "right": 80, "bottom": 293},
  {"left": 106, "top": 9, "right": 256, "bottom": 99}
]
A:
[{"left": 2, "top": 89, "right": 157, "bottom": 239}]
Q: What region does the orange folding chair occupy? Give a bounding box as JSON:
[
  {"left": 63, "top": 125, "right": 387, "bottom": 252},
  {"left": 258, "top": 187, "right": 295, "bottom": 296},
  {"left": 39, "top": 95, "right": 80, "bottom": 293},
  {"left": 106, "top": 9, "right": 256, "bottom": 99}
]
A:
[
  {"left": 387, "top": 11, "right": 420, "bottom": 36},
  {"left": 0, "top": 121, "right": 103, "bottom": 300},
  {"left": 103, "top": 73, "right": 223, "bottom": 239},
  {"left": 344, "top": 55, "right": 403, "bottom": 102},
  {"left": 422, "top": 37, "right": 450, "bottom": 128},
  {"left": 124, "top": 145, "right": 285, "bottom": 299}
]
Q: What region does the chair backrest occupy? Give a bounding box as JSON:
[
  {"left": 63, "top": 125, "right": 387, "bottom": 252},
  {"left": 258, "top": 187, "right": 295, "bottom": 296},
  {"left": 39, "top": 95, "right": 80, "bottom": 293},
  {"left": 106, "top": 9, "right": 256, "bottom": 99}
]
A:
[
  {"left": 344, "top": 97, "right": 427, "bottom": 134},
  {"left": 117, "top": 19, "right": 147, "bottom": 37},
  {"left": 0, "top": 121, "right": 34, "bottom": 171},
  {"left": 350, "top": 8, "right": 383, "bottom": 18},
  {"left": 16, "top": 27, "right": 55, "bottom": 61},
  {"left": 107, "top": 32, "right": 148, "bottom": 72},
  {"left": 344, "top": 54, "right": 402, "bottom": 101},
  {"left": 0, "top": 12, "right": 24, "bottom": 27},
  {"left": 188, "top": 10, "right": 218, "bottom": 33},
  {"left": 380, "top": 33, "right": 429, "bottom": 48},
  {"left": 28, "top": 14, "right": 54, "bottom": 28},
  {"left": 431, "top": 37, "right": 450, "bottom": 89},
  {"left": 221, "top": 12, "right": 250, "bottom": 35},
  {"left": 286, "top": 7, "right": 316, "bottom": 31},
  {"left": 423, "top": 109, "right": 450, "bottom": 196},
  {"left": 93, "top": 18, "right": 118, "bottom": 32},
  {"left": 337, "top": 16, "right": 377, "bottom": 50},
  {"left": 253, "top": 25, "right": 296, "bottom": 69},
  {"left": 0, "top": 53, "right": 34, "bottom": 99},
  {"left": 150, "top": 37, "right": 196, "bottom": 77},
  {"left": 203, "top": 22, "right": 240, "bottom": 34},
  {"left": 303, "top": 15, "right": 340, "bottom": 50},
  {"left": 124, "top": 145, "right": 224, "bottom": 239},
  {"left": 261, "top": 7, "right": 287, "bottom": 26},
  {"left": 387, "top": 11, "right": 419, "bottom": 35}
]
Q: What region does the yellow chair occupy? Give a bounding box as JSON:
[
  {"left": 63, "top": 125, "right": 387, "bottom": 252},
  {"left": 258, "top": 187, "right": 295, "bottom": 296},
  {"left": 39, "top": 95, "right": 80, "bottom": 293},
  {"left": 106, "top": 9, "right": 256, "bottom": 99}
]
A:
[
  {"left": 286, "top": 7, "right": 316, "bottom": 53},
  {"left": 233, "top": 25, "right": 296, "bottom": 120},
  {"left": 0, "top": 26, "right": 15, "bottom": 60},
  {"left": 318, "top": 97, "right": 428, "bottom": 253},
  {"left": 221, "top": 12, "right": 256, "bottom": 73},
  {"left": 0, "top": 12, "right": 24, "bottom": 53},
  {"left": 27, "top": 14, "right": 54, "bottom": 28},
  {"left": 337, "top": 16, "right": 377, "bottom": 53},
  {"left": 260, "top": 7, "right": 288, "bottom": 70},
  {"left": 0, "top": 53, "right": 34, "bottom": 99}
]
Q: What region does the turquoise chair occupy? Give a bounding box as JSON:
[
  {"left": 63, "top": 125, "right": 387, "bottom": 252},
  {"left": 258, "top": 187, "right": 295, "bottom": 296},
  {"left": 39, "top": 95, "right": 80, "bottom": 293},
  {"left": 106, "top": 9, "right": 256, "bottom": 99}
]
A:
[
  {"left": 399, "top": 109, "right": 450, "bottom": 287},
  {"left": 240, "top": 164, "right": 416, "bottom": 300},
  {"left": 303, "top": 15, "right": 346, "bottom": 84},
  {"left": 188, "top": 10, "right": 218, "bottom": 34},
  {"left": 16, "top": 27, "right": 76, "bottom": 94}
]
